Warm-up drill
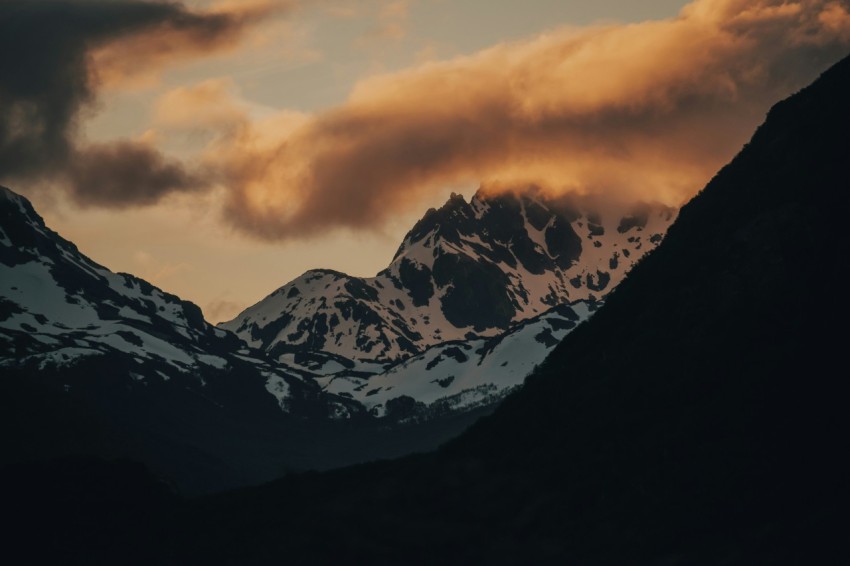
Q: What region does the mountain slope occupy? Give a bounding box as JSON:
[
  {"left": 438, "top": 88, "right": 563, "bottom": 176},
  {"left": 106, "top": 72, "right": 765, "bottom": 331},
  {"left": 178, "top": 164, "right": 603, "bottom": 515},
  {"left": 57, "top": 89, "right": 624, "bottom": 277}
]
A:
[
  {"left": 0, "top": 186, "right": 369, "bottom": 491},
  {"left": 221, "top": 189, "right": 673, "bottom": 418},
  {"left": 0, "top": 183, "right": 643, "bottom": 495},
  {"left": 315, "top": 300, "right": 597, "bottom": 417},
  {"left": 0, "top": 187, "right": 493, "bottom": 493},
  {"left": 222, "top": 191, "right": 675, "bottom": 362},
  {"left": 1, "top": 187, "right": 251, "bottom": 378},
  {"left": 0, "top": 185, "right": 345, "bottom": 413},
  {"left": 148, "top": 51, "right": 850, "bottom": 564}
]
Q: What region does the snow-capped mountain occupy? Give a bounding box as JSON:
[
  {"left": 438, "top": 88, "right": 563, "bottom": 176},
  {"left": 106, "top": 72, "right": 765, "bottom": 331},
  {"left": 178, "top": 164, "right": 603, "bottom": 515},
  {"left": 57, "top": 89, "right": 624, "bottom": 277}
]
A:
[
  {"left": 3, "top": 184, "right": 615, "bottom": 491},
  {"left": 222, "top": 189, "right": 676, "bottom": 364},
  {"left": 0, "top": 185, "right": 351, "bottom": 417},
  {"left": 1, "top": 184, "right": 675, "bottom": 424},
  {"left": 0, "top": 183, "right": 676, "bottom": 491}
]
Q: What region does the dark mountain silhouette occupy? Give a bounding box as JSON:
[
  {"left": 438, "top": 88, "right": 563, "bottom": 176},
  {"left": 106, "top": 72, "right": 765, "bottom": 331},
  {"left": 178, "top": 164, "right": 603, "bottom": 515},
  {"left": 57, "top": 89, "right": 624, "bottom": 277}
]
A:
[{"left": 4, "top": 51, "right": 850, "bottom": 565}]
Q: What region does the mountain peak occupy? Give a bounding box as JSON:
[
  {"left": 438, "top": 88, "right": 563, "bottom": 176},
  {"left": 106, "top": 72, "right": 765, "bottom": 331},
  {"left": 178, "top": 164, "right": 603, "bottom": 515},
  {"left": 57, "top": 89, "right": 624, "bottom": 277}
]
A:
[
  {"left": 225, "top": 184, "right": 677, "bottom": 365},
  {"left": 0, "top": 185, "right": 42, "bottom": 226},
  {"left": 0, "top": 185, "right": 19, "bottom": 200},
  {"left": 0, "top": 184, "right": 233, "bottom": 376}
]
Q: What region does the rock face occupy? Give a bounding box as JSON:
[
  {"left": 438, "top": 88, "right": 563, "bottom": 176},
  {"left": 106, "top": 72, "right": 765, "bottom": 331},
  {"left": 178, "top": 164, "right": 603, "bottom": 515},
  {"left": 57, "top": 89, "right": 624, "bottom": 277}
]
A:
[{"left": 221, "top": 189, "right": 676, "bottom": 363}]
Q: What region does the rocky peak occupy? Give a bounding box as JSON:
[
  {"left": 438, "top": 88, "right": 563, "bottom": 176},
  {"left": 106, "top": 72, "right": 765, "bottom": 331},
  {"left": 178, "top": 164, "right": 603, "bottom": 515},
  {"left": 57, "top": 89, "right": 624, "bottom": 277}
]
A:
[{"left": 224, "top": 186, "right": 678, "bottom": 363}]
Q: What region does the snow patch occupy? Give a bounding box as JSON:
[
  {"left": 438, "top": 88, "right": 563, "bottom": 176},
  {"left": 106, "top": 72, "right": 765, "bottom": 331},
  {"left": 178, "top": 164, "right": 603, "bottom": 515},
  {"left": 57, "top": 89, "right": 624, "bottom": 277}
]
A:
[{"left": 264, "top": 373, "right": 291, "bottom": 411}]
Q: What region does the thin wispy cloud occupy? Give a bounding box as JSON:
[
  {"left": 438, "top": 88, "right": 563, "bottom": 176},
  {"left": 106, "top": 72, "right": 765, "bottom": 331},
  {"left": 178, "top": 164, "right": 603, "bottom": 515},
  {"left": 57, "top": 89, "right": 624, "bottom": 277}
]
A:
[{"left": 360, "top": 0, "right": 410, "bottom": 42}]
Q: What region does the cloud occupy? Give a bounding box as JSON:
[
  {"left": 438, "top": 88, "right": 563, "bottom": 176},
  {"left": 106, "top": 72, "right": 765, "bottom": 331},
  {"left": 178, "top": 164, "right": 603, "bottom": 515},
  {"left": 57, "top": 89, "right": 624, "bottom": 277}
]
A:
[
  {"left": 92, "top": 0, "right": 295, "bottom": 89},
  {"left": 154, "top": 78, "right": 251, "bottom": 135},
  {"left": 204, "top": 298, "right": 247, "bottom": 324},
  {"left": 0, "top": 0, "right": 285, "bottom": 206},
  {"left": 359, "top": 0, "right": 410, "bottom": 42},
  {"left": 4, "top": 0, "right": 850, "bottom": 237},
  {"left": 179, "top": 0, "right": 850, "bottom": 240},
  {"left": 64, "top": 141, "right": 208, "bottom": 208},
  {"left": 133, "top": 249, "right": 193, "bottom": 281}
]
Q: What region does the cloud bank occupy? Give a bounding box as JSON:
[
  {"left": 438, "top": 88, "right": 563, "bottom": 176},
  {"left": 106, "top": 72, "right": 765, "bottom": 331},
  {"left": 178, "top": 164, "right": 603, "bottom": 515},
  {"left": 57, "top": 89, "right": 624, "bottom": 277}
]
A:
[
  {"left": 179, "top": 0, "right": 849, "bottom": 239},
  {"left": 2, "top": 0, "right": 850, "bottom": 239}
]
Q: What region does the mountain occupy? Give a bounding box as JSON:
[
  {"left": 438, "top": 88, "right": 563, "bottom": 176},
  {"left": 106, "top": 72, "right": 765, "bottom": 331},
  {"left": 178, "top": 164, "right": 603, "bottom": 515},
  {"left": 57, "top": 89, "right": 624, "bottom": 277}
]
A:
[
  {"left": 6, "top": 178, "right": 643, "bottom": 495},
  {"left": 0, "top": 187, "right": 285, "bottom": 390},
  {"left": 221, "top": 190, "right": 675, "bottom": 363},
  {"left": 27, "top": 49, "right": 849, "bottom": 565},
  {"left": 0, "top": 185, "right": 363, "bottom": 417},
  {"left": 0, "top": 186, "right": 377, "bottom": 490},
  {"left": 0, "top": 187, "right": 495, "bottom": 493},
  {"left": 218, "top": 190, "right": 674, "bottom": 418},
  {"left": 1, "top": 181, "right": 658, "bottom": 493}
]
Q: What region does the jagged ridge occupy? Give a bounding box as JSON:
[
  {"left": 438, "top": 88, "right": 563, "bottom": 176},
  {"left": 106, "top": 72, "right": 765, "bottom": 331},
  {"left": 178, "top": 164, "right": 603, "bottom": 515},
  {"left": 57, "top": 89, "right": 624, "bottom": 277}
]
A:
[{"left": 222, "top": 189, "right": 676, "bottom": 363}]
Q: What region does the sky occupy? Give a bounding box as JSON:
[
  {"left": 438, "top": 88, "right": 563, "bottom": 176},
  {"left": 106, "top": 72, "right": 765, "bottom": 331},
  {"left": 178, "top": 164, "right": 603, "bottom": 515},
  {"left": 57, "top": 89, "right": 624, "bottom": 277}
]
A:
[{"left": 1, "top": 0, "right": 849, "bottom": 323}]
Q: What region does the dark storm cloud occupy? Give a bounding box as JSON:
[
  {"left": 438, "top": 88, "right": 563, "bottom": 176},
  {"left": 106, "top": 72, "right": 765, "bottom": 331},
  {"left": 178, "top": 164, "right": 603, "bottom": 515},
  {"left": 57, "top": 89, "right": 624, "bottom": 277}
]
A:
[{"left": 0, "top": 0, "right": 279, "bottom": 204}]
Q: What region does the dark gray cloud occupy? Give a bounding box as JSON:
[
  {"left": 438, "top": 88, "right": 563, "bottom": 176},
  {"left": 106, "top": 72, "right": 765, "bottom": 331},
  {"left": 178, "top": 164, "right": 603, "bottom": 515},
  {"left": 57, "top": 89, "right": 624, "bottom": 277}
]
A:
[
  {"left": 0, "top": 0, "right": 273, "bottom": 204},
  {"left": 65, "top": 141, "right": 207, "bottom": 208}
]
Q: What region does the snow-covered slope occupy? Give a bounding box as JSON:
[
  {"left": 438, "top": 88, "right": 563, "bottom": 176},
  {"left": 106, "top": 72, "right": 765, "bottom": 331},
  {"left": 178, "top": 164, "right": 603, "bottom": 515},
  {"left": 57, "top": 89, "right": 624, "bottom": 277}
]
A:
[
  {"left": 2, "top": 187, "right": 223, "bottom": 373},
  {"left": 312, "top": 301, "right": 597, "bottom": 420},
  {"left": 222, "top": 189, "right": 676, "bottom": 363},
  {"left": 0, "top": 185, "right": 351, "bottom": 417}
]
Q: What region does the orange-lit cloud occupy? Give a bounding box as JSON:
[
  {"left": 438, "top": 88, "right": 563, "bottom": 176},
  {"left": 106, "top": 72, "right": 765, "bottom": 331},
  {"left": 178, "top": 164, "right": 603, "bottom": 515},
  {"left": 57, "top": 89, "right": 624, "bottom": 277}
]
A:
[
  {"left": 154, "top": 78, "right": 252, "bottom": 135},
  {"left": 167, "top": 0, "right": 850, "bottom": 240},
  {"left": 359, "top": 0, "right": 410, "bottom": 42},
  {"left": 204, "top": 298, "right": 248, "bottom": 324}
]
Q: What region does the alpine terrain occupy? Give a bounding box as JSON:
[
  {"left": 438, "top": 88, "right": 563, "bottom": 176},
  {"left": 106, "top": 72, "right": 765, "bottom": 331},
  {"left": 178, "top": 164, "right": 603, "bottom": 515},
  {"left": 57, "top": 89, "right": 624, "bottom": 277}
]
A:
[
  {"left": 5, "top": 44, "right": 845, "bottom": 566},
  {"left": 222, "top": 189, "right": 675, "bottom": 416},
  {"left": 165, "top": 49, "right": 849, "bottom": 564},
  {"left": 0, "top": 184, "right": 672, "bottom": 492},
  {"left": 0, "top": 186, "right": 376, "bottom": 491}
]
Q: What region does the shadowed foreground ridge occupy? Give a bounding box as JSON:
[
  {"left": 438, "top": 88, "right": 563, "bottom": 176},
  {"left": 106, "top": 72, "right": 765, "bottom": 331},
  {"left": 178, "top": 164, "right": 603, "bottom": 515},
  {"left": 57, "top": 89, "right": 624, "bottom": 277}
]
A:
[{"left": 5, "top": 53, "right": 850, "bottom": 565}]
